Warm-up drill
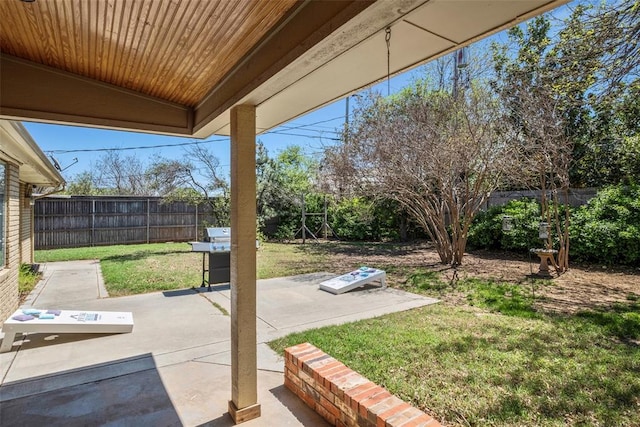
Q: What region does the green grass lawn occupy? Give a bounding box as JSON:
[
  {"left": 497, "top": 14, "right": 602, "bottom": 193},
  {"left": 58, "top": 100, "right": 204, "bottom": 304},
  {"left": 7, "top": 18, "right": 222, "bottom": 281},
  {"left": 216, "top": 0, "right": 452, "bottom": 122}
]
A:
[
  {"left": 35, "top": 242, "right": 331, "bottom": 296},
  {"left": 270, "top": 286, "right": 640, "bottom": 426},
  {"left": 269, "top": 260, "right": 639, "bottom": 426},
  {"left": 36, "top": 243, "right": 200, "bottom": 296},
  {"left": 34, "top": 241, "right": 640, "bottom": 425}
]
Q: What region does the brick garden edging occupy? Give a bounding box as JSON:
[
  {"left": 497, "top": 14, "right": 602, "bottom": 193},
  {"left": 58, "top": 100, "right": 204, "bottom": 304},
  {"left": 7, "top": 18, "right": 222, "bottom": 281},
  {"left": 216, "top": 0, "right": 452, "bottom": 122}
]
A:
[{"left": 284, "top": 343, "right": 441, "bottom": 427}]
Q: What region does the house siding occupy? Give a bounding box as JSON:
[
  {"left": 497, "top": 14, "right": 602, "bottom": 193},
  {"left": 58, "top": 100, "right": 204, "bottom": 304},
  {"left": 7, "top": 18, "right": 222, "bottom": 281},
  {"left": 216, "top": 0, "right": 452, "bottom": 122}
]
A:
[{"left": 0, "top": 163, "right": 21, "bottom": 326}]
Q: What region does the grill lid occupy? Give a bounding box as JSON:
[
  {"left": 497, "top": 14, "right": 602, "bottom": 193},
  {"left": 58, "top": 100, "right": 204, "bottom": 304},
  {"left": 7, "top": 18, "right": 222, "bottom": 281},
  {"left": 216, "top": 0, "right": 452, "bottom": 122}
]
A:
[{"left": 204, "top": 227, "right": 230, "bottom": 242}]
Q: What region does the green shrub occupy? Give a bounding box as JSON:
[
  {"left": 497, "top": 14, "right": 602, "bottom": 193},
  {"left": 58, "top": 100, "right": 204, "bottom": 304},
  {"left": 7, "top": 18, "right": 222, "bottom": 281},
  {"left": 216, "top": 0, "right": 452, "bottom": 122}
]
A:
[
  {"left": 570, "top": 184, "right": 640, "bottom": 265},
  {"left": 19, "top": 263, "right": 41, "bottom": 298},
  {"left": 330, "top": 197, "right": 376, "bottom": 240},
  {"left": 466, "top": 204, "right": 504, "bottom": 249},
  {"left": 469, "top": 185, "right": 640, "bottom": 265},
  {"left": 273, "top": 222, "right": 298, "bottom": 241},
  {"left": 468, "top": 198, "right": 542, "bottom": 252},
  {"left": 329, "top": 197, "right": 401, "bottom": 241}
]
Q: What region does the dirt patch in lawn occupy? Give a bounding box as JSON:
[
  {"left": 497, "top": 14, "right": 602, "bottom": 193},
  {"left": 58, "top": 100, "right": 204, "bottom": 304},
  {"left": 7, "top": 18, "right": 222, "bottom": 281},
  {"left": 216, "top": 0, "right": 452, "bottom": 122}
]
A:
[{"left": 305, "top": 240, "right": 640, "bottom": 315}]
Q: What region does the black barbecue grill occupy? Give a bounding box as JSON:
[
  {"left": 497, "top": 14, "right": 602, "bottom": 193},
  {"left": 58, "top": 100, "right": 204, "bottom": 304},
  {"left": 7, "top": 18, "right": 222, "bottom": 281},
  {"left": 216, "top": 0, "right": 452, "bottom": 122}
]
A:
[{"left": 188, "top": 227, "right": 231, "bottom": 291}]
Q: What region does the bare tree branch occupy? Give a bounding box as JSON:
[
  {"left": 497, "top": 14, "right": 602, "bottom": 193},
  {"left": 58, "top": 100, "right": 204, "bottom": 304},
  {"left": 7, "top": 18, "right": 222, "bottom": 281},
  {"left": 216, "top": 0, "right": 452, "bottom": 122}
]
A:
[{"left": 325, "top": 83, "right": 516, "bottom": 265}]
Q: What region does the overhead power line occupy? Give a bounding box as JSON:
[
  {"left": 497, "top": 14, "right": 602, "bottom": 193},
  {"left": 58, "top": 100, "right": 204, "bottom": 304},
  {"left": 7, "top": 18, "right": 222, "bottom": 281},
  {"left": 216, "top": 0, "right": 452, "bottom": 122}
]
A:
[
  {"left": 276, "top": 116, "right": 345, "bottom": 131},
  {"left": 47, "top": 116, "right": 346, "bottom": 154},
  {"left": 47, "top": 137, "right": 229, "bottom": 154},
  {"left": 264, "top": 131, "right": 340, "bottom": 140}
]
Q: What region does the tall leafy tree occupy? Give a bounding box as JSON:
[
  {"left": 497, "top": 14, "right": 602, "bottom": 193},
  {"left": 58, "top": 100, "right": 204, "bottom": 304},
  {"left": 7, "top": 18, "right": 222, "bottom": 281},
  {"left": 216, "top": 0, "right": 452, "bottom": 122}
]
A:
[
  {"left": 256, "top": 143, "right": 320, "bottom": 238},
  {"left": 492, "top": 1, "right": 640, "bottom": 187},
  {"left": 491, "top": 1, "right": 640, "bottom": 271},
  {"left": 491, "top": 17, "right": 575, "bottom": 272},
  {"left": 66, "top": 171, "right": 100, "bottom": 195}
]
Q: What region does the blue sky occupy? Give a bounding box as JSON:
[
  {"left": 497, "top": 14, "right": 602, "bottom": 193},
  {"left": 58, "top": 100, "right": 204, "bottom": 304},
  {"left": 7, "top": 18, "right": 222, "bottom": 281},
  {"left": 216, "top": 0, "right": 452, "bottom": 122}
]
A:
[{"left": 23, "top": 72, "right": 418, "bottom": 183}]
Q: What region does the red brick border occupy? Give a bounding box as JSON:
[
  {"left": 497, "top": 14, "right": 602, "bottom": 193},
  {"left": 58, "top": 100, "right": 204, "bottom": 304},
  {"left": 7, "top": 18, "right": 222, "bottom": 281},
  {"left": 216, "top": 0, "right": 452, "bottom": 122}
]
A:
[{"left": 284, "top": 343, "right": 441, "bottom": 427}]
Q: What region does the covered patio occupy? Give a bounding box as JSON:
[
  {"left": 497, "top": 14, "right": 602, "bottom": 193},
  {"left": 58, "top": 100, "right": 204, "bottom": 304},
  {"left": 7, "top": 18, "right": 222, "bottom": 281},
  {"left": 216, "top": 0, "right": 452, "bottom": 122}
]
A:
[{"left": 0, "top": 0, "right": 568, "bottom": 423}]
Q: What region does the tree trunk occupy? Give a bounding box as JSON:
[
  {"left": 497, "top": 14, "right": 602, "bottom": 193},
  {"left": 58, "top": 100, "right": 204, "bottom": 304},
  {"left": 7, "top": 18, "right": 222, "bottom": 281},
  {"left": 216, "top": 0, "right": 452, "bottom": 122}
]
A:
[{"left": 399, "top": 213, "right": 408, "bottom": 241}]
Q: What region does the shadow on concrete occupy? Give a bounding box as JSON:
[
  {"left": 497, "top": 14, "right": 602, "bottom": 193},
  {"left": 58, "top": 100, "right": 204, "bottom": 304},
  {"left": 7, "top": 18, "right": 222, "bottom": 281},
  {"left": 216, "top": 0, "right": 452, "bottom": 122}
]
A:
[
  {"left": 0, "top": 353, "right": 183, "bottom": 426},
  {"left": 208, "top": 284, "right": 230, "bottom": 292},
  {"left": 10, "top": 331, "right": 123, "bottom": 352},
  {"left": 194, "top": 414, "right": 235, "bottom": 427},
  {"left": 342, "top": 283, "right": 384, "bottom": 293},
  {"left": 286, "top": 272, "right": 335, "bottom": 284},
  {"left": 161, "top": 285, "right": 230, "bottom": 297},
  {"left": 162, "top": 288, "right": 199, "bottom": 297},
  {"left": 269, "top": 384, "right": 330, "bottom": 426}
]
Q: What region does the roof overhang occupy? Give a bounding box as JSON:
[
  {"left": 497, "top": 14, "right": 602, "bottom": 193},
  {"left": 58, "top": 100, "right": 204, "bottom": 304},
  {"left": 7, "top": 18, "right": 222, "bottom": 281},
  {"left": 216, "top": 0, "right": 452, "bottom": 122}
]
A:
[
  {"left": 0, "top": 120, "right": 65, "bottom": 187},
  {"left": 0, "top": 0, "right": 569, "bottom": 138}
]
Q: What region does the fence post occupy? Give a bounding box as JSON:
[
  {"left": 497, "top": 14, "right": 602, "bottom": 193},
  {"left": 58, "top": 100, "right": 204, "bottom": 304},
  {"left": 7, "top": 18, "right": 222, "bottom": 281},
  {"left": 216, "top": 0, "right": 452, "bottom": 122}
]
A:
[
  {"left": 91, "top": 199, "right": 95, "bottom": 247},
  {"left": 147, "top": 198, "right": 150, "bottom": 244},
  {"left": 301, "top": 194, "right": 306, "bottom": 243},
  {"left": 195, "top": 204, "right": 199, "bottom": 240}
]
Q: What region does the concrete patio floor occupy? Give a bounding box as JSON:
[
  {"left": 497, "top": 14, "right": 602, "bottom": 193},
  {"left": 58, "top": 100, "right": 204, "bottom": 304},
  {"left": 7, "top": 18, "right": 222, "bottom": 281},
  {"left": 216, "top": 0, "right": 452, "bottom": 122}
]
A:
[{"left": 0, "top": 260, "right": 439, "bottom": 426}]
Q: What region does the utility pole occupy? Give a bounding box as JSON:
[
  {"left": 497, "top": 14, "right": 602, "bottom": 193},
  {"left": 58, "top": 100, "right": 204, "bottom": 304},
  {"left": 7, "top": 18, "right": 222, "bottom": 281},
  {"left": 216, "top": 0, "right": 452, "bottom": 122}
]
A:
[
  {"left": 452, "top": 47, "right": 468, "bottom": 99},
  {"left": 345, "top": 96, "right": 349, "bottom": 129}
]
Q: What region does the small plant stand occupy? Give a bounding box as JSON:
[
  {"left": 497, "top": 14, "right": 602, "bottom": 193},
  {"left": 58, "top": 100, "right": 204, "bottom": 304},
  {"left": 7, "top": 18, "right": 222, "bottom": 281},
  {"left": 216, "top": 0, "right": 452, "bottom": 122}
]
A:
[{"left": 530, "top": 248, "right": 558, "bottom": 277}]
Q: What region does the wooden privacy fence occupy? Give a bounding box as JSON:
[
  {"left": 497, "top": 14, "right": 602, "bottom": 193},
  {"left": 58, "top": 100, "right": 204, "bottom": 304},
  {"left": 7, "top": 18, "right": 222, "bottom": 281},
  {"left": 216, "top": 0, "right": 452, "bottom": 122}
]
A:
[
  {"left": 485, "top": 188, "right": 597, "bottom": 209},
  {"left": 34, "top": 196, "right": 216, "bottom": 250}
]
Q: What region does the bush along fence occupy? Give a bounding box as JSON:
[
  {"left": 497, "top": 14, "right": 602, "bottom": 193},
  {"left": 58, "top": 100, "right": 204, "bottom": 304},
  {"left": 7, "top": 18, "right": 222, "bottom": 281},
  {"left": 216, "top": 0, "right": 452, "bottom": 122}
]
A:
[
  {"left": 468, "top": 184, "right": 640, "bottom": 266},
  {"left": 34, "top": 196, "right": 216, "bottom": 249}
]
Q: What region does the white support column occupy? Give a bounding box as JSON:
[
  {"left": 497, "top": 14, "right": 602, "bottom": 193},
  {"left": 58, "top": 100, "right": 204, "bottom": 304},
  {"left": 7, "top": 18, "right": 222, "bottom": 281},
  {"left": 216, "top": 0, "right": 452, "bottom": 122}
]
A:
[{"left": 228, "top": 104, "right": 260, "bottom": 423}]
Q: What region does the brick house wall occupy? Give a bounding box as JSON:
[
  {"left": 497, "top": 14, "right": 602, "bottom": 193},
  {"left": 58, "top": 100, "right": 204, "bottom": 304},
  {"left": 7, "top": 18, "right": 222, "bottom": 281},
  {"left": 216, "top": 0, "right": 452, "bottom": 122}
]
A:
[
  {"left": 0, "top": 163, "right": 21, "bottom": 327},
  {"left": 0, "top": 120, "right": 63, "bottom": 326}
]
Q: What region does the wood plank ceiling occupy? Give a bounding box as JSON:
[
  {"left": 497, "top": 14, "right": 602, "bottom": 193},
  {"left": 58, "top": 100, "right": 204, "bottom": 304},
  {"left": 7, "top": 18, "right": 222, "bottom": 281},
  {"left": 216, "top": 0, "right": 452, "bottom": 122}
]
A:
[{"left": 0, "top": 0, "right": 298, "bottom": 107}]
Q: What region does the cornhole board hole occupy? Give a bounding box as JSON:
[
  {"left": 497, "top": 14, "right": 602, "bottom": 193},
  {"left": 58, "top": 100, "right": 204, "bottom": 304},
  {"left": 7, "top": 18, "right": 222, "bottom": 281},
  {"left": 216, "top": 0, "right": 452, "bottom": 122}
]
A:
[
  {"left": 319, "top": 268, "right": 386, "bottom": 294},
  {"left": 0, "top": 309, "right": 134, "bottom": 353}
]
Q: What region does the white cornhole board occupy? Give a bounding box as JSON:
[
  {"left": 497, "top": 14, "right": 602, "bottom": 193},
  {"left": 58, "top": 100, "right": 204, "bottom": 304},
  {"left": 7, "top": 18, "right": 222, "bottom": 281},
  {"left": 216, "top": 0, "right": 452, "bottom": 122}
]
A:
[
  {"left": 0, "top": 309, "right": 134, "bottom": 353},
  {"left": 319, "top": 268, "right": 386, "bottom": 295}
]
